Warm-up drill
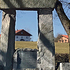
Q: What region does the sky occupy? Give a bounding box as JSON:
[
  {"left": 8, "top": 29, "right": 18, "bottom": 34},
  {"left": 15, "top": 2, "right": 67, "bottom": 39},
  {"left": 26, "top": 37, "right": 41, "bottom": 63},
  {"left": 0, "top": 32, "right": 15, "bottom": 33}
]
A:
[
  {"left": 0, "top": 0, "right": 70, "bottom": 41},
  {"left": 16, "top": 10, "right": 38, "bottom": 41},
  {"left": 0, "top": 10, "right": 38, "bottom": 41}
]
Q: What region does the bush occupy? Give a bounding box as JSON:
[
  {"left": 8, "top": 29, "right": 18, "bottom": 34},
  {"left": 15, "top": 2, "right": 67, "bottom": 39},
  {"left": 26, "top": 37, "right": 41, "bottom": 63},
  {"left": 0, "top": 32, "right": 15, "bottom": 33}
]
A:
[{"left": 55, "top": 54, "right": 69, "bottom": 70}]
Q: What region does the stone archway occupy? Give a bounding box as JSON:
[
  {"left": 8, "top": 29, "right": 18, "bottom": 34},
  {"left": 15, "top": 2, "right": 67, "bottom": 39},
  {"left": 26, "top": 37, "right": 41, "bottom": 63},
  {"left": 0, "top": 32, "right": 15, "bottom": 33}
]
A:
[{"left": 0, "top": 0, "right": 56, "bottom": 70}]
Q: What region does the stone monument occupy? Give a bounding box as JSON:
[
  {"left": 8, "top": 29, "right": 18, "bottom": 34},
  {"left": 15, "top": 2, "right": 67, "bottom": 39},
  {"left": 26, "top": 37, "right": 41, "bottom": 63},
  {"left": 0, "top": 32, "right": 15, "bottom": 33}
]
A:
[
  {"left": 0, "top": 0, "right": 56, "bottom": 70},
  {"left": 57, "top": 63, "right": 70, "bottom": 70}
]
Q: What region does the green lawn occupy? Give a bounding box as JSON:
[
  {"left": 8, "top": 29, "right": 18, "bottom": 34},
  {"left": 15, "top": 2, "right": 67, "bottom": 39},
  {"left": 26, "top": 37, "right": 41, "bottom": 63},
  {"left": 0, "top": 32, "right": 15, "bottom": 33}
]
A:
[
  {"left": 15, "top": 41, "right": 37, "bottom": 49},
  {"left": 15, "top": 42, "right": 69, "bottom": 54},
  {"left": 55, "top": 42, "right": 69, "bottom": 54},
  {"left": 0, "top": 41, "right": 69, "bottom": 54}
]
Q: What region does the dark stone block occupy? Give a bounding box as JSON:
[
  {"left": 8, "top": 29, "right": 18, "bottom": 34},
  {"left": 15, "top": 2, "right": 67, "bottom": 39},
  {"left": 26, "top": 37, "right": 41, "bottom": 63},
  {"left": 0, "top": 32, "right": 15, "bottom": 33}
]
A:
[
  {"left": 0, "top": 65, "right": 4, "bottom": 70},
  {"left": 0, "top": 0, "right": 56, "bottom": 9},
  {"left": 17, "top": 49, "right": 37, "bottom": 69}
]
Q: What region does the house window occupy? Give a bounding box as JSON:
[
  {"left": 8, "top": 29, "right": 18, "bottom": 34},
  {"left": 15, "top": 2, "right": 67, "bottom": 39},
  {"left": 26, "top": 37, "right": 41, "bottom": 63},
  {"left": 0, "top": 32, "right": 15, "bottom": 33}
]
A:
[
  {"left": 16, "top": 36, "right": 18, "bottom": 38},
  {"left": 21, "top": 32, "right": 23, "bottom": 34},
  {"left": 21, "top": 36, "right": 23, "bottom": 38},
  {"left": 65, "top": 40, "right": 67, "bottom": 42},
  {"left": 62, "top": 40, "right": 64, "bottom": 42},
  {"left": 26, "top": 36, "right": 28, "bottom": 39}
]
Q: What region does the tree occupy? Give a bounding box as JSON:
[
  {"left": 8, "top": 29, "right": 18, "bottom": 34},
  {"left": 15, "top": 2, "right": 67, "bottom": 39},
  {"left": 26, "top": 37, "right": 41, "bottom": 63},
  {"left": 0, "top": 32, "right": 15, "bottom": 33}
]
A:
[
  {"left": 55, "top": 0, "right": 70, "bottom": 62},
  {"left": 54, "top": 34, "right": 62, "bottom": 42},
  {"left": 55, "top": 0, "right": 70, "bottom": 35}
]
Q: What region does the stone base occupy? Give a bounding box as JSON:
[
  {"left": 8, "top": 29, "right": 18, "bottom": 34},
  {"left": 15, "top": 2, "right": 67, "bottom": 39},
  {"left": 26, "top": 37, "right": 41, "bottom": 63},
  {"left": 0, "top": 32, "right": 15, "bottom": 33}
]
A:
[
  {"left": 0, "top": 65, "right": 4, "bottom": 70},
  {"left": 14, "top": 68, "right": 39, "bottom": 70},
  {"left": 57, "top": 63, "right": 70, "bottom": 70}
]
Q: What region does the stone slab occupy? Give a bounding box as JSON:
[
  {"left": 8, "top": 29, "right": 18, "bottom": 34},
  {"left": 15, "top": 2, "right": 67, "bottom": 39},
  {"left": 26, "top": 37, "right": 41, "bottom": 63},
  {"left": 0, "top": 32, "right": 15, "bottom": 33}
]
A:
[
  {"left": 37, "top": 9, "right": 55, "bottom": 70},
  {"left": 17, "top": 52, "right": 37, "bottom": 68},
  {"left": 0, "top": 10, "right": 16, "bottom": 70},
  {"left": 0, "top": 0, "right": 56, "bottom": 9},
  {"left": 16, "top": 68, "right": 39, "bottom": 70},
  {"left": 13, "top": 48, "right": 37, "bottom": 69},
  {"left": 60, "top": 63, "right": 70, "bottom": 70}
]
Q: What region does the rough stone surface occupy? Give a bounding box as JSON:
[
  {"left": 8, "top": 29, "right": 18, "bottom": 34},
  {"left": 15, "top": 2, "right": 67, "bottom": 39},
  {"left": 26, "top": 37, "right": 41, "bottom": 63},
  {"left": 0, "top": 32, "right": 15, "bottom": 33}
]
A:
[
  {"left": 62, "top": 63, "right": 70, "bottom": 70},
  {"left": 16, "top": 68, "right": 39, "bottom": 70},
  {"left": 58, "top": 63, "right": 70, "bottom": 70},
  {"left": 0, "top": 0, "right": 56, "bottom": 9},
  {"left": 0, "top": 10, "right": 16, "bottom": 70},
  {"left": 13, "top": 48, "right": 37, "bottom": 70},
  {"left": 37, "top": 9, "right": 55, "bottom": 70}
]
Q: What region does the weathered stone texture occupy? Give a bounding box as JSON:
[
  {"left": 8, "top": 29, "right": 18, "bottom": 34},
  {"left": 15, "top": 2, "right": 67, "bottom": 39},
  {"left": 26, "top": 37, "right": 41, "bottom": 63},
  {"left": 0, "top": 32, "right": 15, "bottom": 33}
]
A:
[
  {"left": 59, "top": 63, "right": 70, "bottom": 70},
  {"left": 0, "top": 0, "right": 56, "bottom": 9},
  {"left": 37, "top": 9, "right": 55, "bottom": 70},
  {"left": 16, "top": 68, "right": 39, "bottom": 70},
  {"left": 0, "top": 10, "right": 16, "bottom": 70},
  {"left": 13, "top": 48, "right": 37, "bottom": 70}
]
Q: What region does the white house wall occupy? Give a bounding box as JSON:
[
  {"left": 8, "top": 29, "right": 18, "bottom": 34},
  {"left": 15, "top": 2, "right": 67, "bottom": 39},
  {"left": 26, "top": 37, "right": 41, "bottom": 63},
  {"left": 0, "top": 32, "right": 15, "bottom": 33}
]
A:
[{"left": 15, "top": 35, "right": 31, "bottom": 41}]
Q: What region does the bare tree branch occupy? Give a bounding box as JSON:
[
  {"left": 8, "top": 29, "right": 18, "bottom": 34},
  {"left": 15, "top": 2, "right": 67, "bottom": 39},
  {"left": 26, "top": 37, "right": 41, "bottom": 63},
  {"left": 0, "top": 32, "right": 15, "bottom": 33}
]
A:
[
  {"left": 55, "top": 0, "right": 70, "bottom": 35},
  {"left": 55, "top": 0, "right": 70, "bottom": 62}
]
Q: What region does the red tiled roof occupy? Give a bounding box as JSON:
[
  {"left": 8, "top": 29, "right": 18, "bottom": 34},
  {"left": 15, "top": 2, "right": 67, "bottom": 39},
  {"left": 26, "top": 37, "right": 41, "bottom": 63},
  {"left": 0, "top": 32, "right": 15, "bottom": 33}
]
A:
[
  {"left": 15, "top": 29, "right": 32, "bottom": 36},
  {"left": 62, "top": 35, "right": 68, "bottom": 38},
  {"left": 0, "top": 34, "right": 1, "bottom": 37},
  {"left": 15, "top": 29, "right": 23, "bottom": 33},
  {"left": 0, "top": 29, "right": 32, "bottom": 37}
]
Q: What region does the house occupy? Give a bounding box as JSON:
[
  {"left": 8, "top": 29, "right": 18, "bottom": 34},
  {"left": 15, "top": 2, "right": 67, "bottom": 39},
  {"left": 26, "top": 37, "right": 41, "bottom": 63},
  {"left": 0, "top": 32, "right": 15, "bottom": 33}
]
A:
[
  {"left": 58, "top": 35, "right": 68, "bottom": 43},
  {"left": 15, "top": 29, "right": 32, "bottom": 41},
  {"left": 0, "top": 29, "right": 32, "bottom": 41},
  {"left": 0, "top": 34, "right": 1, "bottom": 37},
  {"left": 0, "top": 34, "right": 1, "bottom": 42}
]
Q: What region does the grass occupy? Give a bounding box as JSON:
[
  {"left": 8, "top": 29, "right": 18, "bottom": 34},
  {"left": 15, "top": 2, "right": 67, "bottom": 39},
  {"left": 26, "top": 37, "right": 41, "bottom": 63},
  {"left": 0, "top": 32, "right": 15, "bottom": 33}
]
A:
[
  {"left": 0, "top": 41, "right": 69, "bottom": 54},
  {"left": 15, "top": 41, "right": 37, "bottom": 49},
  {"left": 15, "top": 41, "right": 69, "bottom": 54},
  {"left": 55, "top": 42, "right": 69, "bottom": 54}
]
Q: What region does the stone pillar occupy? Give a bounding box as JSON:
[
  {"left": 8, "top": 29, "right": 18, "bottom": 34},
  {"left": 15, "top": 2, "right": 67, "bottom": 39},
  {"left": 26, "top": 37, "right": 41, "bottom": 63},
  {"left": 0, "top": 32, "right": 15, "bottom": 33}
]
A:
[
  {"left": 0, "top": 10, "right": 16, "bottom": 70},
  {"left": 37, "top": 9, "right": 55, "bottom": 70},
  {"left": 60, "top": 63, "right": 70, "bottom": 70}
]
